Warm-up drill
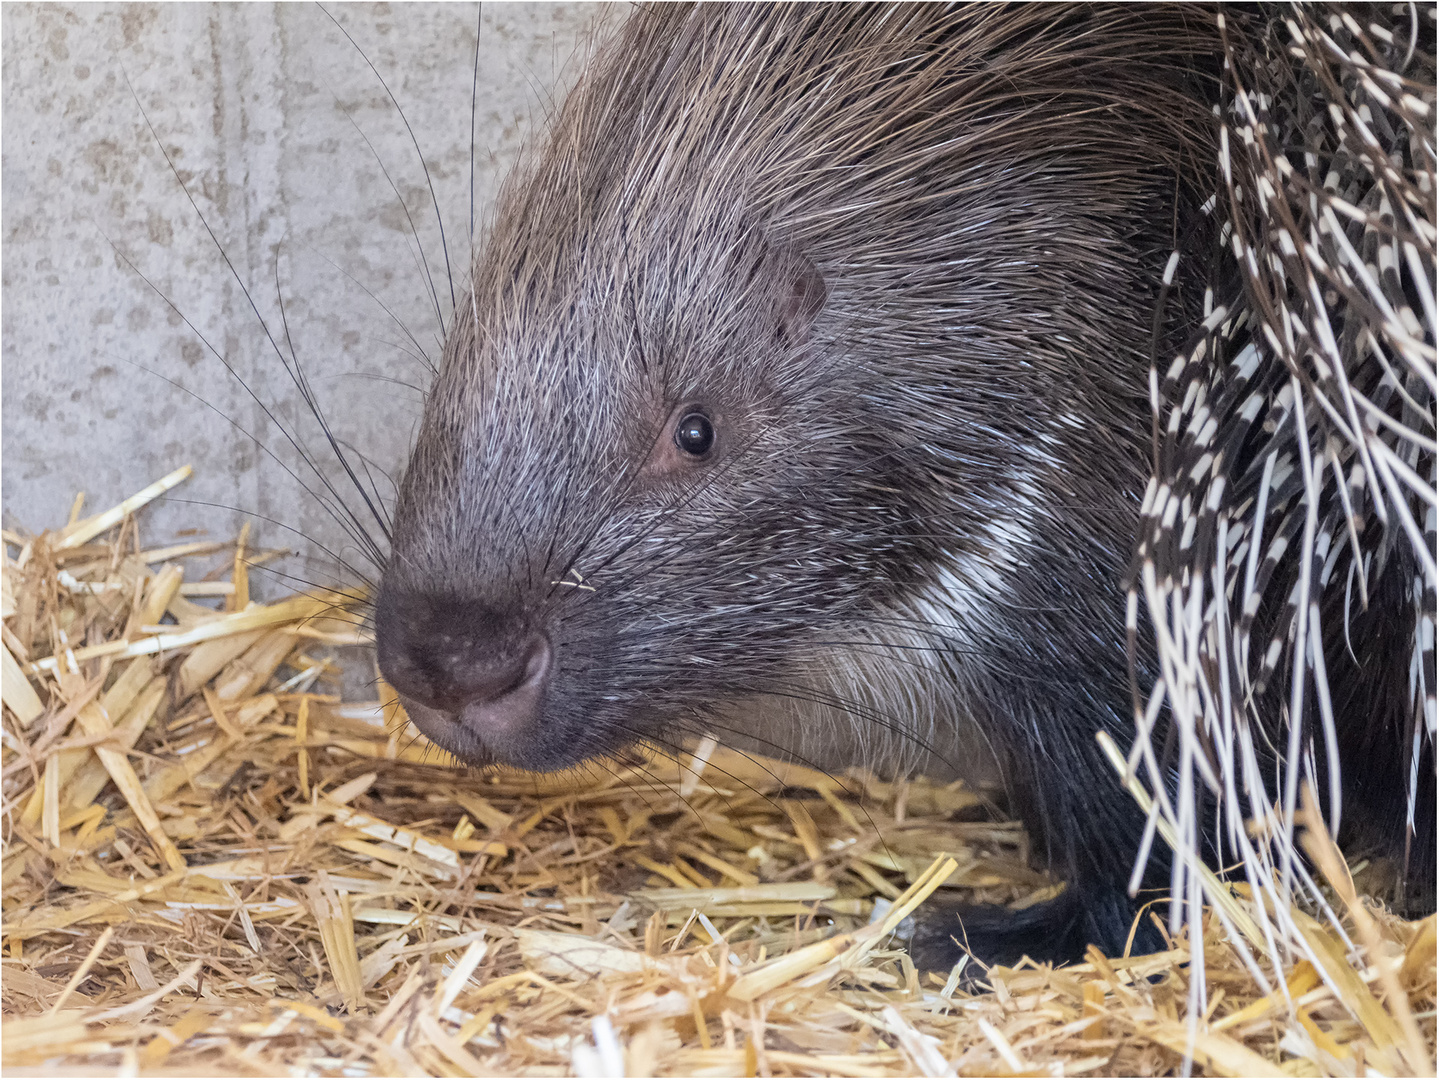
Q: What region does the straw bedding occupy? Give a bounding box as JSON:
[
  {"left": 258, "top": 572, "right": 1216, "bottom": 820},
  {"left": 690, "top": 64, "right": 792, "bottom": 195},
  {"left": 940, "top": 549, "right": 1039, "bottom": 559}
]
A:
[{"left": 2, "top": 469, "right": 1433, "bottom": 1076}]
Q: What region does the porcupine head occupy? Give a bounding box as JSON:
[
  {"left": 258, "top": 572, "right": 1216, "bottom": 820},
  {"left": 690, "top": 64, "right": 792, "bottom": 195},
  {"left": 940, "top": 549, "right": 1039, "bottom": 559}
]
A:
[{"left": 375, "top": 6, "right": 1218, "bottom": 962}]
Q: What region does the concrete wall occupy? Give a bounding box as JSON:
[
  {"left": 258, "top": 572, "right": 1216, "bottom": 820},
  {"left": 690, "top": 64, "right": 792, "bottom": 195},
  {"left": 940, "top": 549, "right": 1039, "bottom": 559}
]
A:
[{"left": 2, "top": 2, "right": 608, "bottom": 586}]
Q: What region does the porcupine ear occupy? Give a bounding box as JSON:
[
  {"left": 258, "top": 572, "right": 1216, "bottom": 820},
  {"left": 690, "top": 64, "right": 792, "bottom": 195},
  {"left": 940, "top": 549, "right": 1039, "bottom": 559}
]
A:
[{"left": 774, "top": 248, "right": 827, "bottom": 348}]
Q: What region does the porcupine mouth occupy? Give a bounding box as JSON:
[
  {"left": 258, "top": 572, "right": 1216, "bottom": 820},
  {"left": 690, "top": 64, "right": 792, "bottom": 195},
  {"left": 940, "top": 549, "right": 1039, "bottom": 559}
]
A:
[
  {"left": 395, "top": 691, "right": 633, "bottom": 774},
  {"left": 396, "top": 696, "right": 501, "bottom": 768}
]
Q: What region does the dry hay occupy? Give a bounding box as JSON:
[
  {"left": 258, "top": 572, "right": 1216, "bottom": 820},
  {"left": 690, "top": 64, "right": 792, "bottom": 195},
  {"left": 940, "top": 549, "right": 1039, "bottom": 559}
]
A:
[{"left": 1, "top": 469, "right": 1434, "bottom": 1077}]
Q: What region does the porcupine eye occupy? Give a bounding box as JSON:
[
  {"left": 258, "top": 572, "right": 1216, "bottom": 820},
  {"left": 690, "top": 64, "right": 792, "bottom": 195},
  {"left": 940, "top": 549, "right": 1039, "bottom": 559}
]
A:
[{"left": 674, "top": 410, "right": 716, "bottom": 458}]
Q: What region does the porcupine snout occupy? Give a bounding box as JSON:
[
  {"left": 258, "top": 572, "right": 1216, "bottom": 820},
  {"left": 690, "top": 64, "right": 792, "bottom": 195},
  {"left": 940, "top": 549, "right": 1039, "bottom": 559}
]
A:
[{"left": 375, "top": 590, "right": 552, "bottom": 756}]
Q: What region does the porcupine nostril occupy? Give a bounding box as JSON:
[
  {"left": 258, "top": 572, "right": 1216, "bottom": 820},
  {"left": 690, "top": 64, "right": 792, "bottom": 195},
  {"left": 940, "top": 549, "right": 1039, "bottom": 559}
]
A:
[
  {"left": 375, "top": 590, "right": 552, "bottom": 733},
  {"left": 464, "top": 633, "right": 552, "bottom": 733}
]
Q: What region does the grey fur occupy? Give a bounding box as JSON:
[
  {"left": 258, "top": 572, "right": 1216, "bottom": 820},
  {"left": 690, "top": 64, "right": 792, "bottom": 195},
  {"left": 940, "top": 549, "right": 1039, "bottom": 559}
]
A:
[{"left": 382, "top": 4, "right": 1212, "bottom": 787}]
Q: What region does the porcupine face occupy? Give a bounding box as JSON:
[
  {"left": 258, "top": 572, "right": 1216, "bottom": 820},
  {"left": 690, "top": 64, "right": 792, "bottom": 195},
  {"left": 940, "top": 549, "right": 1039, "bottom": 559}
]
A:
[
  {"left": 373, "top": 174, "right": 993, "bottom": 774},
  {"left": 375, "top": 208, "right": 871, "bottom": 772},
  {"left": 374, "top": 4, "right": 1214, "bottom": 777}
]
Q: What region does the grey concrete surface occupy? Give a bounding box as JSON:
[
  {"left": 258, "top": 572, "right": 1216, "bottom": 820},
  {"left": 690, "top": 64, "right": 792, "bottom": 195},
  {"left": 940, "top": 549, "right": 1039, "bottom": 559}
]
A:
[{"left": 2, "top": 2, "right": 609, "bottom": 589}]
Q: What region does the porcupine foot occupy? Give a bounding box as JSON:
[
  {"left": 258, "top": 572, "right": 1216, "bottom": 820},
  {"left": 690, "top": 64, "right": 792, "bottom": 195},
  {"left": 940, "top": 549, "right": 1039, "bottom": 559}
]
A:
[{"left": 907, "top": 885, "right": 1167, "bottom": 979}]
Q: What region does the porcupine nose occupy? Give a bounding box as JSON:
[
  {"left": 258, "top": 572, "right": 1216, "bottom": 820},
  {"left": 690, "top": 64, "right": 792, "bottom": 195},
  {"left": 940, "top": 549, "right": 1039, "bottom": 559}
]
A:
[{"left": 375, "top": 590, "right": 551, "bottom": 737}]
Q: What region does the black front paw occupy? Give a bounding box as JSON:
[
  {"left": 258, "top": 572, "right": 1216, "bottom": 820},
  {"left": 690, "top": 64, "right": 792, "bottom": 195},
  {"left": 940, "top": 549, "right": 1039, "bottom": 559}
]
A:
[{"left": 908, "top": 886, "right": 1166, "bottom": 977}]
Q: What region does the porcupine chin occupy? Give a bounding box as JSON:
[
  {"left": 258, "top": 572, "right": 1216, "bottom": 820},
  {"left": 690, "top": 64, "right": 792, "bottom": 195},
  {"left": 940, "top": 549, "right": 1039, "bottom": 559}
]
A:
[{"left": 373, "top": 1, "right": 1438, "bottom": 973}]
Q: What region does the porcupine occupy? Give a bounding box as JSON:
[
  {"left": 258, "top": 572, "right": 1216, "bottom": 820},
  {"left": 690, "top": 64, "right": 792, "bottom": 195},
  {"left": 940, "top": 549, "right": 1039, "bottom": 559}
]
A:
[{"left": 372, "top": 2, "right": 1437, "bottom": 972}]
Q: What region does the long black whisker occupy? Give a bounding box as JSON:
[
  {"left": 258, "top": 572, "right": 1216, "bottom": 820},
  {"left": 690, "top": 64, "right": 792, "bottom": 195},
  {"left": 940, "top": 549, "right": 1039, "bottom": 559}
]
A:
[
  {"left": 120, "top": 84, "right": 391, "bottom": 567},
  {"left": 109, "top": 348, "right": 380, "bottom": 574},
  {"left": 320, "top": 3, "right": 457, "bottom": 321},
  {"left": 327, "top": 437, "right": 398, "bottom": 537},
  {"left": 272, "top": 252, "right": 395, "bottom": 554},
  {"left": 301, "top": 243, "right": 438, "bottom": 377},
  {"left": 161, "top": 495, "right": 373, "bottom": 593},
  {"left": 322, "top": 370, "right": 429, "bottom": 398},
  {"left": 469, "top": 3, "right": 483, "bottom": 249}
]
